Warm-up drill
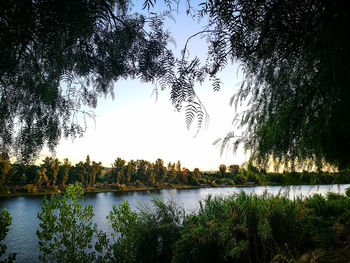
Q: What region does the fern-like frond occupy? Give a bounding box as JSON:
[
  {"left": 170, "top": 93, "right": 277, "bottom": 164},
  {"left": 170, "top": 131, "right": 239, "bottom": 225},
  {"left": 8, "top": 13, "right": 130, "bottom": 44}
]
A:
[{"left": 212, "top": 76, "right": 221, "bottom": 92}]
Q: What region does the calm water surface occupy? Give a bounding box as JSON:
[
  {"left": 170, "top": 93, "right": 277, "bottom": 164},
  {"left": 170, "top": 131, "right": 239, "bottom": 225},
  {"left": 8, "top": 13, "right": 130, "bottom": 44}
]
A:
[{"left": 1, "top": 184, "right": 349, "bottom": 262}]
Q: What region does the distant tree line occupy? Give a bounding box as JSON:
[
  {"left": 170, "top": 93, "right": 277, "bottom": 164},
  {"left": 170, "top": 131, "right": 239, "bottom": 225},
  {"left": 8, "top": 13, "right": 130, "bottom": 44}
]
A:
[
  {"left": 0, "top": 154, "right": 203, "bottom": 194},
  {"left": 0, "top": 153, "right": 350, "bottom": 195}
]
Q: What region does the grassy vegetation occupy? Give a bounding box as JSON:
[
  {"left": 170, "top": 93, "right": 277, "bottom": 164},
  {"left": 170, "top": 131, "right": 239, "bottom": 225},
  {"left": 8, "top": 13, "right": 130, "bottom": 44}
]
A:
[
  {"left": 123, "top": 191, "right": 350, "bottom": 263},
  {"left": 1, "top": 184, "right": 350, "bottom": 262}
]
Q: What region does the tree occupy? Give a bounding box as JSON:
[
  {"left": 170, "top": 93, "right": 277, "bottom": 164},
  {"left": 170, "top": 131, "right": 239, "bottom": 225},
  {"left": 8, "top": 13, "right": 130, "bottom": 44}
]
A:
[
  {"left": 141, "top": 0, "right": 349, "bottom": 170},
  {"left": 0, "top": 0, "right": 174, "bottom": 162},
  {"left": 76, "top": 161, "right": 86, "bottom": 186},
  {"left": 90, "top": 161, "right": 102, "bottom": 186},
  {"left": 125, "top": 160, "right": 136, "bottom": 184},
  {"left": 218, "top": 164, "right": 227, "bottom": 178},
  {"left": 179, "top": 168, "right": 189, "bottom": 185},
  {"left": 189, "top": 168, "right": 201, "bottom": 185},
  {"left": 111, "top": 158, "right": 126, "bottom": 184},
  {"left": 35, "top": 167, "right": 50, "bottom": 187},
  {"left": 3, "top": 0, "right": 348, "bottom": 171},
  {"left": 154, "top": 158, "right": 167, "bottom": 183},
  {"left": 193, "top": 0, "right": 350, "bottom": 170},
  {"left": 147, "top": 163, "right": 156, "bottom": 185},
  {"left": 77, "top": 155, "right": 102, "bottom": 187},
  {"left": 167, "top": 162, "right": 176, "bottom": 183},
  {"left": 0, "top": 209, "right": 16, "bottom": 263},
  {"left": 36, "top": 183, "right": 101, "bottom": 262},
  {"left": 0, "top": 153, "right": 11, "bottom": 192},
  {"left": 106, "top": 201, "right": 138, "bottom": 263},
  {"left": 50, "top": 158, "right": 60, "bottom": 186},
  {"left": 228, "top": 165, "right": 240, "bottom": 176},
  {"left": 175, "top": 161, "right": 182, "bottom": 184},
  {"left": 135, "top": 160, "right": 150, "bottom": 183},
  {"left": 62, "top": 158, "right": 72, "bottom": 186},
  {"left": 40, "top": 157, "right": 60, "bottom": 186}
]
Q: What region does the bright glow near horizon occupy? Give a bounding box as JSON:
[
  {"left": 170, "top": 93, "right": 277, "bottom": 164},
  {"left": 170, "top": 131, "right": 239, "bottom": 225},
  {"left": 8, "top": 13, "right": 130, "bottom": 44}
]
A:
[{"left": 38, "top": 2, "right": 249, "bottom": 170}]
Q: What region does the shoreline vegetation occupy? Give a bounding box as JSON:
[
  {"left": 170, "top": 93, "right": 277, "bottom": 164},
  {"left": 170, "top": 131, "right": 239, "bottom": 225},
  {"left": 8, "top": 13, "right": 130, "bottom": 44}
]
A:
[
  {"left": 1, "top": 181, "right": 350, "bottom": 198},
  {"left": 1, "top": 184, "right": 350, "bottom": 263},
  {"left": 1, "top": 154, "right": 350, "bottom": 197}
]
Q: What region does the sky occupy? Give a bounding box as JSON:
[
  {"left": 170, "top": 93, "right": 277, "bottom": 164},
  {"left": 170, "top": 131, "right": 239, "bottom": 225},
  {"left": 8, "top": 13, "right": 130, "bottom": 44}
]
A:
[{"left": 39, "top": 1, "right": 249, "bottom": 170}]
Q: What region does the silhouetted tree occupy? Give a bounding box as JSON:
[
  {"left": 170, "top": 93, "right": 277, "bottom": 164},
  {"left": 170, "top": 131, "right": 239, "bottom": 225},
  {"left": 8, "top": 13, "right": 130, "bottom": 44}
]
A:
[
  {"left": 196, "top": 0, "right": 350, "bottom": 170},
  {"left": 0, "top": 0, "right": 174, "bottom": 161}
]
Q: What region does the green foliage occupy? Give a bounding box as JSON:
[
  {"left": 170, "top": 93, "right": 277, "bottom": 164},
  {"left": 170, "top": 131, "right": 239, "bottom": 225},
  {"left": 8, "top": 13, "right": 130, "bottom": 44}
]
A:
[
  {"left": 135, "top": 180, "right": 145, "bottom": 188},
  {"left": 35, "top": 167, "right": 50, "bottom": 187},
  {"left": 0, "top": 209, "right": 16, "bottom": 263},
  {"left": 133, "top": 199, "right": 184, "bottom": 263},
  {"left": 25, "top": 184, "right": 38, "bottom": 194},
  {"left": 154, "top": 159, "right": 167, "bottom": 183},
  {"left": 106, "top": 201, "right": 138, "bottom": 263},
  {"left": 0, "top": 0, "right": 174, "bottom": 161},
  {"left": 31, "top": 185, "right": 350, "bottom": 263},
  {"left": 346, "top": 187, "right": 350, "bottom": 198},
  {"left": 36, "top": 183, "right": 100, "bottom": 262},
  {"left": 111, "top": 157, "right": 126, "bottom": 184},
  {"left": 172, "top": 192, "right": 350, "bottom": 263},
  {"left": 228, "top": 164, "right": 240, "bottom": 175},
  {"left": 189, "top": 168, "right": 201, "bottom": 185},
  {"left": 125, "top": 160, "right": 136, "bottom": 184},
  {"left": 218, "top": 164, "right": 227, "bottom": 177},
  {"left": 202, "top": 0, "right": 350, "bottom": 170},
  {"left": 0, "top": 153, "right": 11, "bottom": 193},
  {"left": 62, "top": 158, "right": 72, "bottom": 186}
]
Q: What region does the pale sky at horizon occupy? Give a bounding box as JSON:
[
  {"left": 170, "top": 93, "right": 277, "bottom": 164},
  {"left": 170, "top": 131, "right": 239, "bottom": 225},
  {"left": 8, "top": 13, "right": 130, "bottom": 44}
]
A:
[{"left": 39, "top": 1, "right": 250, "bottom": 171}]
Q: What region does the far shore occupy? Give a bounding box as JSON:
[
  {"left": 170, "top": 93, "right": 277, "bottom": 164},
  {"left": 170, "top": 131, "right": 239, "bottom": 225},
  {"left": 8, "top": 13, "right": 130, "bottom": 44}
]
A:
[{"left": 1, "top": 182, "right": 347, "bottom": 198}]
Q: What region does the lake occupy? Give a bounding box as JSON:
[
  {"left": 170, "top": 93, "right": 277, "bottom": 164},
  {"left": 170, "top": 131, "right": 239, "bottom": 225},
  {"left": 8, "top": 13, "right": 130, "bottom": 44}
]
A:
[{"left": 1, "top": 184, "right": 349, "bottom": 263}]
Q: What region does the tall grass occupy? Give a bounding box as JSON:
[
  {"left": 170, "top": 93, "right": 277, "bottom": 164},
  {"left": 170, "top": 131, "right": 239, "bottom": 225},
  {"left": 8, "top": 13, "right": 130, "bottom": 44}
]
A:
[
  {"left": 33, "top": 185, "right": 350, "bottom": 262},
  {"left": 110, "top": 190, "right": 350, "bottom": 263}
]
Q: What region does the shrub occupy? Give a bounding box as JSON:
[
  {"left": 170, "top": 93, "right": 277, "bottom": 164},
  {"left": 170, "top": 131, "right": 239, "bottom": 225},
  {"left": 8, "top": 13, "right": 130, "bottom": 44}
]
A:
[
  {"left": 25, "top": 184, "right": 37, "bottom": 194},
  {"left": 107, "top": 201, "right": 138, "bottom": 263},
  {"left": 233, "top": 173, "right": 246, "bottom": 185},
  {"left": 0, "top": 209, "right": 16, "bottom": 262},
  {"left": 117, "top": 184, "right": 127, "bottom": 190},
  {"left": 346, "top": 187, "right": 350, "bottom": 197},
  {"left": 135, "top": 180, "right": 144, "bottom": 188},
  {"left": 36, "top": 183, "right": 103, "bottom": 262}
]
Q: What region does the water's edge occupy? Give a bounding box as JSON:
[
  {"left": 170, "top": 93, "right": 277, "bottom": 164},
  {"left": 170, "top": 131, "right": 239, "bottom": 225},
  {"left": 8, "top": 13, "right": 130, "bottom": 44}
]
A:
[{"left": 1, "top": 184, "right": 349, "bottom": 263}]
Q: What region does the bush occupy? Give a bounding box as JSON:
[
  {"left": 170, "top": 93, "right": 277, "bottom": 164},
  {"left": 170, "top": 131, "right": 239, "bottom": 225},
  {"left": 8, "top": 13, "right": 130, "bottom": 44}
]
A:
[
  {"left": 36, "top": 183, "right": 102, "bottom": 262},
  {"left": 34, "top": 185, "right": 350, "bottom": 263},
  {"left": 345, "top": 187, "right": 350, "bottom": 197},
  {"left": 233, "top": 173, "right": 246, "bottom": 185},
  {"left": 0, "top": 209, "right": 16, "bottom": 262},
  {"left": 117, "top": 184, "right": 127, "bottom": 190},
  {"left": 107, "top": 201, "right": 138, "bottom": 263},
  {"left": 25, "top": 184, "right": 37, "bottom": 194},
  {"left": 172, "top": 192, "right": 350, "bottom": 263},
  {"left": 135, "top": 180, "right": 144, "bottom": 188}
]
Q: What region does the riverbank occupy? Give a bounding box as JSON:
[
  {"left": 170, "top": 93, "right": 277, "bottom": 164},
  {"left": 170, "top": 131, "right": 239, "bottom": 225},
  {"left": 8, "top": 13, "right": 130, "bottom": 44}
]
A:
[
  {"left": 1, "top": 184, "right": 349, "bottom": 263},
  {"left": 2, "top": 181, "right": 349, "bottom": 198}
]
